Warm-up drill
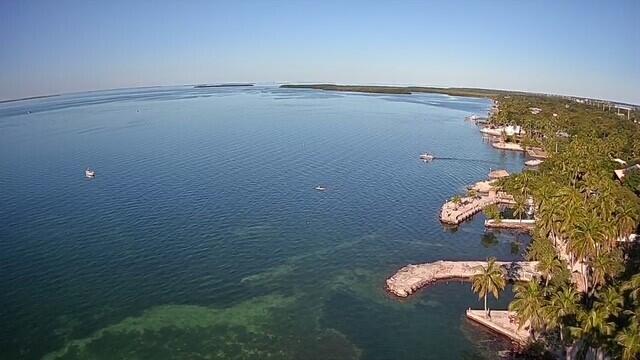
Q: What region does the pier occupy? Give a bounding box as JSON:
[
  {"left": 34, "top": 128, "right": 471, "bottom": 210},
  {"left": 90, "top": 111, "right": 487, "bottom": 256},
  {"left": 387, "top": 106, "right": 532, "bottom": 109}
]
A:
[
  {"left": 485, "top": 219, "right": 536, "bottom": 231},
  {"left": 439, "top": 192, "right": 514, "bottom": 225},
  {"left": 386, "top": 260, "right": 539, "bottom": 297}
]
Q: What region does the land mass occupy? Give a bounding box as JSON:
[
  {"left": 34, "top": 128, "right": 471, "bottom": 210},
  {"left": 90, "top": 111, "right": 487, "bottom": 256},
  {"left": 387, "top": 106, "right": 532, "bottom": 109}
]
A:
[
  {"left": 280, "top": 84, "right": 527, "bottom": 98},
  {"left": 0, "top": 94, "right": 61, "bottom": 104},
  {"left": 194, "top": 83, "right": 254, "bottom": 88}
]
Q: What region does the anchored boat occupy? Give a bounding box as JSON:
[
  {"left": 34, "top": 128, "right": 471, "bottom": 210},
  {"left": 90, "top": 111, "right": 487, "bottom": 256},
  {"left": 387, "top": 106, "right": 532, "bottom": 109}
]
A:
[
  {"left": 315, "top": 186, "right": 326, "bottom": 191},
  {"left": 85, "top": 168, "right": 96, "bottom": 178}
]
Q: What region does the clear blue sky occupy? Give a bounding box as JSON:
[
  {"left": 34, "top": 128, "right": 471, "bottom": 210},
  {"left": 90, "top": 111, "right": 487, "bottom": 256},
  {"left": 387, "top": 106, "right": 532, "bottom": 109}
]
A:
[{"left": 1, "top": 0, "right": 638, "bottom": 103}]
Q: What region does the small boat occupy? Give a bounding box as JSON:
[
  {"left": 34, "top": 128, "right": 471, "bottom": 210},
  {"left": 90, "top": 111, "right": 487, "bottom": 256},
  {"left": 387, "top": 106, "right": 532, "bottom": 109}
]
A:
[
  {"left": 525, "top": 159, "right": 543, "bottom": 166},
  {"left": 85, "top": 168, "right": 96, "bottom": 178},
  {"left": 314, "top": 186, "right": 326, "bottom": 191},
  {"left": 419, "top": 153, "right": 434, "bottom": 161}
]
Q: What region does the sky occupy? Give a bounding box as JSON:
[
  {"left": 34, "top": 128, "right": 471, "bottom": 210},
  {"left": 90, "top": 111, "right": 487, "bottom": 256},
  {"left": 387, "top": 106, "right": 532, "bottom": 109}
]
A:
[{"left": 1, "top": 0, "right": 639, "bottom": 103}]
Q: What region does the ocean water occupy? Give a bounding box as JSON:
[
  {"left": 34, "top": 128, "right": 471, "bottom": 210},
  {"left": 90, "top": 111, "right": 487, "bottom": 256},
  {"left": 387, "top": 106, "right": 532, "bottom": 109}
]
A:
[{"left": 0, "top": 86, "right": 527, "bottom": 359}]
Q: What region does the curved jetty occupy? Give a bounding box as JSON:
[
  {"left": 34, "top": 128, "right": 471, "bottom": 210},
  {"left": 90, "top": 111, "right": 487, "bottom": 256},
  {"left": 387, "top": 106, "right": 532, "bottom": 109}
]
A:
[{"left": 386, "top": 260, "right": 539, "bottom": 297}]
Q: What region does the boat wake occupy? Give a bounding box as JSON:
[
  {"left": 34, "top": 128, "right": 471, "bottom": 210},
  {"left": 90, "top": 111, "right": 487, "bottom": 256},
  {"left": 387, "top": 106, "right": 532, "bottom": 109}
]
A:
[{"left": 429, "top": 157, "right": 502, "bottom": 165}]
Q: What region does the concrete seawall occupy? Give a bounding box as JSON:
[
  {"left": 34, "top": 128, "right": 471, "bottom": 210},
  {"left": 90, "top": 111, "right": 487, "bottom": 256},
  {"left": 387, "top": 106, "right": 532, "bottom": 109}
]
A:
[{"left": 466, "top": 310, "right": 530, "bottom": 344}]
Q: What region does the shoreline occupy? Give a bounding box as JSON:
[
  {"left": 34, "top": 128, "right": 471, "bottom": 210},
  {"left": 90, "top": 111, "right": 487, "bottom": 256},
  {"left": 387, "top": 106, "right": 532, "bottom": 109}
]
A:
[
  {"left": 384, "top": 96, "right": 539, "bottom": 346},
  {"left": 280, "top": 84, "right": 526, "bottom": 99}
]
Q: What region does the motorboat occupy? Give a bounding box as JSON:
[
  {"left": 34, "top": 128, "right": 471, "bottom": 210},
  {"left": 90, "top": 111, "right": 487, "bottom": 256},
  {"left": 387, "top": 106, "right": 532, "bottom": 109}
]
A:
[
  {"left": 525, "top": 159, "right": 543, "bottom": 166},
  {"left": 85, "top": 168, "right": 96, "bottom": 178},
  {"left": 315, "top": 186, "right": 326, "bottom": 191},
  {"left": 419, "top": 153, "right": 434, "bottom": 161}
]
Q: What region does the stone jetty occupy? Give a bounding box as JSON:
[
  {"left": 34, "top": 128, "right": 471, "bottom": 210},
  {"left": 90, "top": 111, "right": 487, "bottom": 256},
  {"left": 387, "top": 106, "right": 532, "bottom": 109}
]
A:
[
  {"left": 386, "top": 260, "right": 539, "bottom": 297},
  {"left": 440, "top": 192, "right": 514, "bottom": 225}
]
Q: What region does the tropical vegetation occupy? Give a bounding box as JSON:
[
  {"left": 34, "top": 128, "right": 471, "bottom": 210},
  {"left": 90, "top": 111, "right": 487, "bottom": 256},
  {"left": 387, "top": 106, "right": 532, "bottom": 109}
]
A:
[{"left": 489, "top": 95, "right": 640, "bottom": 359}]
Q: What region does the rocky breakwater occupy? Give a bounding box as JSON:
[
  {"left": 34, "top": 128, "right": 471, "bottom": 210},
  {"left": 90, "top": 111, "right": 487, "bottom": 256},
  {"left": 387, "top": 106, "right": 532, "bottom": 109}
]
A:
[{"left": 386, "top": 260, "right": 539, "bottom": 297}]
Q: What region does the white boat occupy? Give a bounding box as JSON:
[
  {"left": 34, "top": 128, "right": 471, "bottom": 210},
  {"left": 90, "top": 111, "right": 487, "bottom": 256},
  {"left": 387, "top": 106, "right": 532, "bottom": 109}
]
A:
[
  {"left": 419, "top": 153, "right": 434, "bottom": 161},
  {"left": 525, "top": 159, "right": 543, "bottom": 166},
  {"left": 314, "top": 186, "right": 326, "bottom": 191},
  {"left": 85, "top": 168, "right": 96, "bottom": 178}
]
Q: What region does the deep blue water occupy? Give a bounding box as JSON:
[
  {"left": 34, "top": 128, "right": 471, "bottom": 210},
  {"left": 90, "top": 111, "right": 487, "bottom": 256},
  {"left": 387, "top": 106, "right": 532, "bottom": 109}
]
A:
[{"left": 0, "top": 86, "right": 527, "bottom": 359}]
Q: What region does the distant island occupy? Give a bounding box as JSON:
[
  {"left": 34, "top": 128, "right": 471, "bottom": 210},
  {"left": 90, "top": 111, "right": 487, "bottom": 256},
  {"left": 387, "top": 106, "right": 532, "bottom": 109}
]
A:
[
  {"left": 194, "top": 83, "right": 254, "bottom": 88},
  {"left": 0, "top": 93, "right": 61, "bottom": 104},
  {"left": 280, "top": 84, "right": 524, "bottom": 98}
]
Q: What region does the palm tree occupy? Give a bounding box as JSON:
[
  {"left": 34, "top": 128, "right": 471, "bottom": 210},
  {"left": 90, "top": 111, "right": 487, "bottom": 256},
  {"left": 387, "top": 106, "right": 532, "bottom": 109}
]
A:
[
  {"left": 595, "top": 286, "right": 623, "bottom": 318},
  {"left": 537, "top": 254, "right": 564, "bottom": 288},
  {"left": 483, "top": 204, "right": 501, "bottom": 221},
  {"left": 545, "top": 285, "right": 579, "bottom": 357},
  {"left": 526, "top": 234, "right": 555, "bottom": 261},
  {"left": 452, "top": 195, "right": 462, "bottom": 206},
  {"left": 615, "top": 204, "right": 639, "bottom": 240},
  {"left": 513, "top": 195, "right": 527, "bottom": 222},
  {"left": 616, "top": 322, "right": 640, "bottom": 360},
  {"left": 471, "top": 257, "right": 506, "bottom": 317},
  {"left": 568, "top": 211, "right": 605, "bottom": 294},
  {"left": 534, "top": 182, "right": 556, "bottom": 229},
  {"left": 509, "top": 280, "right": 545, "bottom": 340},
  {"left": 590, "top": 252, "right": 624, "bottom": 295},
  {"left": 571, "top": 307, "right": 616, "bottom": 360},
  {"left": 622, "top": 274, "right": 640, "bottom": 305}
]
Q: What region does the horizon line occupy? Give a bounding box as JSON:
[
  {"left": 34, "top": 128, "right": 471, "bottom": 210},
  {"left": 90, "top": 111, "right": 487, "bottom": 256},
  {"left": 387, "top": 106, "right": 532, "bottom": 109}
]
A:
[{"left": 1, "top": 82, "right": 638, "bottom": 107}]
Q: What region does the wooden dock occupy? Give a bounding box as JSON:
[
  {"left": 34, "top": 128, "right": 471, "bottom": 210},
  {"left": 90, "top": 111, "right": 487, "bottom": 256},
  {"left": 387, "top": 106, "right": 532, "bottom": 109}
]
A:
[{"left": 386, "top": 260, "right": 539, "bottom": 297}]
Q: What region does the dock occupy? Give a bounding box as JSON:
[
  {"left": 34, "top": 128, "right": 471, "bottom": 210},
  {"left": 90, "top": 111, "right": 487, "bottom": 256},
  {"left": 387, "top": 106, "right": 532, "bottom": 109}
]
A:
[
  {"left": 466, "top": 309, "right": 530, "bottom": 345},
  {"left": 440, "top": 192, "right": 514, "bottom": 225},
  {"left": 485, "top": 219, "right": 536, "bottom": 231},
  {"left": 386, "top": 260, "right": 539, "bottom": 297},
  {"left": 526, "top": 147, "right": 549, "bottom": 159},
  {"left": 491, "top": 142, "right": 525, "bottom": 152}
]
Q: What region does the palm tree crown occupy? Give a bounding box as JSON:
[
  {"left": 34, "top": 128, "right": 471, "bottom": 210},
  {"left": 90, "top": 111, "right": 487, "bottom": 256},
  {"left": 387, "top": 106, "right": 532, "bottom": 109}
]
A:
[{"left": 471, "top": 257, "right": 506, "bottom": 316}]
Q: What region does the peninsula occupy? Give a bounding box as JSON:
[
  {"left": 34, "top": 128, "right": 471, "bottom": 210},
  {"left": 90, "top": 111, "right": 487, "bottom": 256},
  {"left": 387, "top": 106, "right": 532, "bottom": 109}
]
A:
[
  {"left": 280, "top": 84, "right": 528, "bottom": 98},
  {"left": 317, "top": 84, "right": 640, "bottom": 357}
]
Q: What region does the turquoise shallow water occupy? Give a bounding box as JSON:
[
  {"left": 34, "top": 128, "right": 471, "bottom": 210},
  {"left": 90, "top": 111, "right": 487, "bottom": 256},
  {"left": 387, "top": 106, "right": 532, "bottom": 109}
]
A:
[{"left": 0, "top": 86, "right": 527, "bottom": 359}]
